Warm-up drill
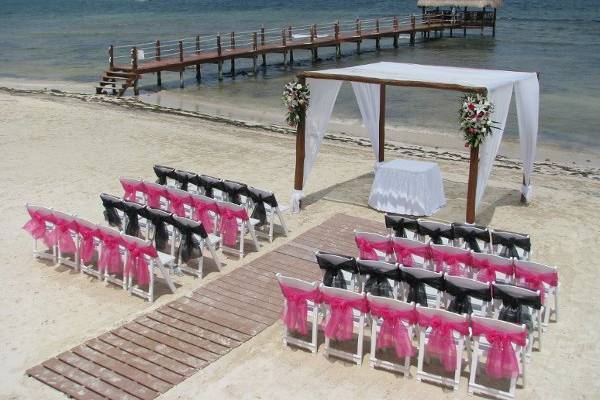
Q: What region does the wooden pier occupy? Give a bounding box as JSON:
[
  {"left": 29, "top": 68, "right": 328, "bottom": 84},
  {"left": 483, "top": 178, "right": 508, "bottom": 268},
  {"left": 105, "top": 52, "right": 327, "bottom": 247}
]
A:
[{"left": 97, "top": 10, "right": 497, "bottom": 96}]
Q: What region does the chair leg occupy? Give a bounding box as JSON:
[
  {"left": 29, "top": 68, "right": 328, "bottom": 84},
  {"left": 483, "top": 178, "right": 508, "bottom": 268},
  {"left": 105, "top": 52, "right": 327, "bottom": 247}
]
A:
[
  {"left": 370, "top": 320, "right": 377, "bottom": 365},
  {"left": 148, "top": 265, "right": 154, "bottom": 302},
  {"left": 276, "top": 208, "right": 289, "bottom": 236},
  {"left": 356, "top": 314, "right": 365, "bottom": 366},
  {"left": 239, "top": 224, "right": 245, "bottom": 258},
  {"left": 206, "top": 241, "right": 222, "bottom": 270},
  {"left": 554, "top": 286, "right": 559, "bottom": 322},
  {"left": 468, "top": 340, "right": 479, "bottom": 393},
  {"left": 249, "top": 223, "right": 260, "bottom": 251},
  {"left": 454, "top": 338, "right": 464, "bottom": 390},
  {"left": 416, "top": 331, "right": 426, "bottom": 381},
  {"left": 311, "top": 307, "right": 318, "bottom": 354},
  {"left": 268, "top": 211, "right": 274, "bottom": 243}
]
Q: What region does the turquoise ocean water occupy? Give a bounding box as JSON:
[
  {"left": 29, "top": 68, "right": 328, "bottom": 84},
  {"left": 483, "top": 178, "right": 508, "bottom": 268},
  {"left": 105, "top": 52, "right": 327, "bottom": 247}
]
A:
[{"left": 1, "top": 0, "right": 599, "bottom": 150}]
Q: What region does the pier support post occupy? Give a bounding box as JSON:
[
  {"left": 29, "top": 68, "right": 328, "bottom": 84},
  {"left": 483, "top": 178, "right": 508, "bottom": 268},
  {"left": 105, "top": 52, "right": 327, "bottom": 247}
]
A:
[
  {"left": 178, "top": 40, "right": 184, "bottom": 88},
  {"left": 260, "top": 26, "right": 266, "bottom": 66},
  {"left": 492, "top": 8, "right": 497, "bottom": 37},
  {"left": 155, "top": 40, "right": 162, "bottom": 86},
  {"left": 108, "top": 45, "right": 114, "bottom": 70},
  {"left": 217, "top": 34, "right": 223, "bottom": 81},
  {"left": 335, "top": 22, "right": 341, "bottom": 58},
  {"left": 410, "top": 15, "right": 416, "bottom": 46},
  {"left": 356, "top": 19, "right": 361, "bottom": 53},
  {"left": 195, "top": 35, "right": 201, "bottom": 82},
  {"left": 375, "top": 19, "right": 380, "bottom": 50},
  {"left": 131, "top": 47, "right": 139, "bottom": 95},
  {"left": 481, "top": 7, "right": 486, "bottom": 36},
  {"left": 393, "top": 16, "right": 399, "bottom": 48},
  {"left": 464, "top": 7, "right": 468, "bottom": 37},
  {"left": 252, "top": 32, "right": 258, "bottom": 74},
  {"left": 466, "top": 146, "right": 479, "bottom": 224},
  {"left": 230, "top": 32, "right": 236, "bottom": 78},
  {"left": 282, "top": 29, "right": 287, "bottom": 66}
]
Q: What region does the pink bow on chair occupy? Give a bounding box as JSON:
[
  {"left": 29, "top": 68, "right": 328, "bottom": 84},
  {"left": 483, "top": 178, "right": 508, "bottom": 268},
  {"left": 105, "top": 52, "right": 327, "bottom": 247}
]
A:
[
  {"left": 472, "top": 323, "right": 526, "bottom": 379},
  {"left": 121, "top": 180, "right": 144, "bottom": 202},
  {"left": 279, "top": 284, "right": 320, "bottom": 335},
  {"left": 192, "top": 198, "right": 218, "bottom": 234},
  {"left": 75, "top": 223, "right": 97, "bottom": 264},
  {"left": 392, "top": 243, "right": 431, "bottom": 267},
  {"left": 418, "top": 314, "right": 469, "bottom": 372},
  {"left": 144, "top": 185, "right": 166, "bottom": 209},
  {"left": 514, "top": 268, "right": 558, "bottom": 302},
  {"left": 98, "top": 233, "right": 123, "bottom": 275},
  {"left": 355, "top": 237, "right": 392, "bottom": 260},
  {"left": 46, "top": 217, "right": 77, "bottom": 254},
  {"left": 168, "top": 194, "right": 189, "bottom": 217},
  {"left": 431, "top": 249, "right": 471, "bottom": 277},
  {"left": 370, "top": 303, "right": 416, "bottom": 358},
  {"left": 219, "top": 208, "right": 248, "bottom": 247},
  {"left": 320, "top": 293, "right": 368, "bottom": 341},
  {"left": 471, "top": 258, "right": 514, "bottom": 283},
  {"left": 23, "top": 210, "right": 51, "bottom": 246},
  {"left": 124, "top": 242, "right": 157, "bottom": 286}
]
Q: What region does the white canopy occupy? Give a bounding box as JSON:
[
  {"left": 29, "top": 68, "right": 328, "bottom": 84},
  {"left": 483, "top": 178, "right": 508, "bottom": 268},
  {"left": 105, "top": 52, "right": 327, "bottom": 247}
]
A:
[{"left": 292, "top": 62, "right": 539, "bottom": 220}]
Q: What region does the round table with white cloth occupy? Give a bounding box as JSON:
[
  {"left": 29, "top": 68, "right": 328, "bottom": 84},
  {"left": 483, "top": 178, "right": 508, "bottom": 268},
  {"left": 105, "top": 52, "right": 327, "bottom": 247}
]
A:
[{"left": 368, "top": 159, "right": 446, "bottom": 216}]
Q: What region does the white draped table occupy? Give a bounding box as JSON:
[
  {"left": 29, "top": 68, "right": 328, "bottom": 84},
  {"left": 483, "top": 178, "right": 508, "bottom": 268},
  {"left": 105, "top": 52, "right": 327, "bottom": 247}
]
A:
[{"left": 368, "top": 159, "right": 446, "bottom": 216}]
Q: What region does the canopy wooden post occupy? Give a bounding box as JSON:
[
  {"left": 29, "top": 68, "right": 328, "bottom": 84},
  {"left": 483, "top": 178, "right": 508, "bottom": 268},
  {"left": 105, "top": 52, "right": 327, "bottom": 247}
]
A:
[
  {"left": 294, "top": 76, "right": 307, "bottom": 201},
  {"left": 378, "top": 84, "right": 386, "bottom": 162},
  {"left": 466, "top": 146, "right": 479, "bottom": 223}
]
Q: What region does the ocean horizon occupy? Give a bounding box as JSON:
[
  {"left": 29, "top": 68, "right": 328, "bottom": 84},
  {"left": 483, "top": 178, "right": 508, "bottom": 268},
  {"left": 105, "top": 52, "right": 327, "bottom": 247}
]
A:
[{"left": 2, "top": 0, "right": 599, "bottom": 153}]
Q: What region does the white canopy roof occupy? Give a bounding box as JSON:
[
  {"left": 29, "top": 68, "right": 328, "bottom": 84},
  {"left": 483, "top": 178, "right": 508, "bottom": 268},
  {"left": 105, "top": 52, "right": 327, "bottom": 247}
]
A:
[
  {"left": 417, "top": 0, "right": 502, "bottom": 8},
  {"left": 304, "top": 62, "right": 535, "bottom": 92}
]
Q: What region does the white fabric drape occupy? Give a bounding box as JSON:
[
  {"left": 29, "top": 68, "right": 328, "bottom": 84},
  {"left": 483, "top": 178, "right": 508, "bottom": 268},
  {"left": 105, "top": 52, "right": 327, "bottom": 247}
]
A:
[
  {"left": 514, "top": 77, "right": 539, "bottom": 202},
  {"left": 351, "top": 82, "right": 381, "bottom": 162},
  {"left": 475, "top": 83, "right": 513, "bottom": 210},
  {"left": 303, "top": 78, "right": 342, "bottom": 185}
]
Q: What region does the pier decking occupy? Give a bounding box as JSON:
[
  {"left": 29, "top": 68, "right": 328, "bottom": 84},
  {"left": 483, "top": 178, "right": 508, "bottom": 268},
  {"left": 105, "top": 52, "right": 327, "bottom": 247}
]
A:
[
  {"left": 27, "top": 213, "right": 385, "bottom": 400},
  {"left": 97, "top": 10, "right": 497, "bottom": 96}
]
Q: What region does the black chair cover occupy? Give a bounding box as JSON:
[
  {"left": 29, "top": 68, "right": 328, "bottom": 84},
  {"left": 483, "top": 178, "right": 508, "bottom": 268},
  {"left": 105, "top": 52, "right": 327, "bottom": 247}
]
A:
[
  {"left": 400, "top": 268, "right": 444, "bottom": 307},
  {"left": 247, "top": 186, "right": 278, "bottom": 226},
  {"left": 417, "top": 222, "right": 454, "bottom": 245},
  {"left": 139, "top": 207, "right": 173, "bottom": 253},
  {"left": 153, "top": 165, "right": 176, "bottom": 185},
  {"left": 357, "top": 260, "right": 401, "bottom": 298},
  {"left": 444, "top": 278, "right": 492, "bottom": 314},
  {"left": 171, "top": 215, "right": 207, "bottom": 263},
  {"left": 491, "top": 230, "right": 531, "bottom": 260},
  {"left": 100, "top": 193, "right": 123, "bottom": 228},
  {"left": 385, "top": 214, "right": 418, "bottom": 238},
  {"left": 315, "top": 252, "right": 358, "bottom": 290},
  {"left": 493, "top": 284, "right": 541, "bottom": 331},
  {"left": 172, "top": 169, "right": 197, "bottom": 191},
  {"left": 222, "top": 180, "right": 249, "bottom": 205},
  {"left": 121, "top": 200, "right": 146, "bottom": 237},
  {"left": 190, "top": 175, "right": 224, "bottom": 198},
  {"left": 453, "top": 223, "right": 490, "bottom": 253}
]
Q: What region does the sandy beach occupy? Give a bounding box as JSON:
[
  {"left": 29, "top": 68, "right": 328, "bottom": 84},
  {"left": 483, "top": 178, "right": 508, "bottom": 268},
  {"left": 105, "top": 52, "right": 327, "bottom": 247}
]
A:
[{"left": 1, "top": 88, "right": 599, "bottom": 399}]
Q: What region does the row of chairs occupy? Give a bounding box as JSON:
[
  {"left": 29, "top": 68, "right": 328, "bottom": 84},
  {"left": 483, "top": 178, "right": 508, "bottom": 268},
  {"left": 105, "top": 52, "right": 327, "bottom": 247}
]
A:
[
  {"left": 277, "top": 274, "right": 528, "bottom": 399},
  {"left": 23, "top": 204, "right": 175, "bottom": 302},
  {"left": 385, "top": 214, "right": 531, "bottom": 260},
  {"left": 150, "top": 164, "right": 289, "bottom": 242}
]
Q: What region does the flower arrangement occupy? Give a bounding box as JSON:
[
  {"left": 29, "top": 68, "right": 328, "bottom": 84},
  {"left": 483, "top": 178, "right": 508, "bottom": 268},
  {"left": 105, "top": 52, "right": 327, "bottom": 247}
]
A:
[
  {"left": 282, "top": 80, "right": 310, "bottom": 127},
  {"left": 459, "top": 92, "right": 498, "bottom": 148}
]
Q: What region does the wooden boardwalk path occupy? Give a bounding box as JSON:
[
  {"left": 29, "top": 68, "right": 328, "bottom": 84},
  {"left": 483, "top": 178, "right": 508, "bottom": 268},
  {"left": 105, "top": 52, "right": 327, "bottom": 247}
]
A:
[{"left": 27, "top": 213, "right": 385, "bottom": 400}]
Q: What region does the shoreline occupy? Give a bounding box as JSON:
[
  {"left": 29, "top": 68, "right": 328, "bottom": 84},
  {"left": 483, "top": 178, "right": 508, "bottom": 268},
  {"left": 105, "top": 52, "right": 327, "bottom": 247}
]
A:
[{"left": 2, "top": 83, "right": 598, "bottom": 181}]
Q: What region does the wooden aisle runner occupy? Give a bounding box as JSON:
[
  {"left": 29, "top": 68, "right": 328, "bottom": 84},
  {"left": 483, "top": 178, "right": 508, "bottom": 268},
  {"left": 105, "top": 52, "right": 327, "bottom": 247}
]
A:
[{"left": 27, "top": 213, "right": 384, "bottom": 399}]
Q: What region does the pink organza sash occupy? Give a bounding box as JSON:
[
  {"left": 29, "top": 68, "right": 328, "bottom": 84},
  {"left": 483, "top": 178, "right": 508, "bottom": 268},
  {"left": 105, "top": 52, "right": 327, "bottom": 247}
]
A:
[
  {"left": 23, "top": 210, "right": 52, "bottom": 246},
  {"left": 47, "top": 217, "right": 77, "bottom": 254},
  {"left": 279, "top": 284, "right": 320, "bottom": 335},
  {"left": 121, "top": 180, "right": 144, "bottom": 202},
  {"left": 392, "top": 243, "right": 430, "bottom": 267},
  {"left": 98, "top": 233, "right": 123, "bottom": 275},
  {"left": 355, "top": 237, "right": 392, "bottom": 260},
  {"left": 124, "top": 242, "right": 156, "bottom": 286},
  {"left": 418, "top": 314, "right": 469, "bottom": 371},
  {"left": 320, "top": 293, "right": 368, "bottom": 341},
  {"left": 77, "top": 224, "right": 97, "bottom": 264},
  {"left": 144, "top": 185, "right": 165, "bottom": 209},
  {"left": 167, "top": 193, "right": 189, "bottom": 217},
  {"left": 219, "top": 208, "right": 248, "bottom": 246},
  {"left": 514, "top": 267, "right": 558, "bottom": 302},
  {"left": 431, "top": 249, "right": 471, "bottom": 277},
  {"left": 191, "top": 198, "right": 218, "bottom": 234},
  {"left": 369, "top": 303, "right": 416, "bottom": 358},
  {"left": 472, "top": 258, "right": 514, "bottom": 283},
  {"left": 471, "top": 323, "right": 526, "bottom": 379}
]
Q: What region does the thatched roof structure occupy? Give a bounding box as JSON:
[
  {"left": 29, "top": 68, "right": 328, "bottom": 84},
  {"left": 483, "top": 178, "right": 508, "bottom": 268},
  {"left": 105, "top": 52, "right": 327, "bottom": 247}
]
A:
[{"left": 417, "top": 0, "right": 502, "bottom": 8}]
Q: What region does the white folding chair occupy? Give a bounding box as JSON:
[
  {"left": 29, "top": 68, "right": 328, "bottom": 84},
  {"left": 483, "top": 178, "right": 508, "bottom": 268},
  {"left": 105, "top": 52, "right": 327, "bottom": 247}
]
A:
[
  {"left": 443, "top": 275, "right": 492, "bottom": 317},
  {"left": 399, "top": 266, "right": 443, "bottom": 308},
  {"left": 354, "top": 230, "right": 392, "bottom": 262},
  {"left": 391, "top": 236, "right": 431, "bottom": 269},
  {"left": 367, "top": 294, "right": 416, "bottom": 376},
  {"left": 471, "top": 252, "right": 515, "bottom": 284},
  {"left": 96, "top": 225, "right": 127, "bottom": 290},
  {"left": 25, "top": 204, "right": 57, "bottom": 263},
  {"left": 453, "top": 223, "right": 492, "bottom": 253},
  {"left": 491, "top": 229, "right": 531, "bottom": 260},
  {"left": 430, "top": 243, "right": 472, "bottom": 277},
  {"left": 356, "top": 259, "right": 401, "bottom": 299},
  {"left": 51, "top": 210, "right": 79, "bottom": 270},
  {"left": 189, "top": 192, "right": 219, "bottom": 234},
  {"left": 416, "top": 219, "right": 454, "bottom": 245},
  {"left": 247, "top": 186, "right": 289, "bottom": 243},
  {"left": 217, "top": 201, "right": 260, "bottom": 258},
  {"left": 121, "top": 234, "right": 176, "bottom": 302},
  {"left": 415, "top": 306, "right": 469, "bottom": 391},
  {"left": 320, "top": 284, "right": 367, "bottom": 365},
  {"left": 384, "top": 214, "right": 419, "bottom": 239},
  {"left": 469, "top": 316, "right": 527, "bottom": 399},
  {"left": 119, "top": 176, "right": 145, "bottom": 203},
  {"left": 276, "top": 274, "right": 320, "bottom": 354},
  {"left": 75, "top": 218, "right": 103, "bottom": 279},
  {"left": 315, "top": 251, "right": 359, "bottom": 292},
  {"left": 514, "top": 260, "right": 559, "bottom": 326},
  {"left": 142, "top": 180, "right": 169, "bottom": 210},
  {"left": 171, "top": 214, "right": 222, "bottom": 278}
]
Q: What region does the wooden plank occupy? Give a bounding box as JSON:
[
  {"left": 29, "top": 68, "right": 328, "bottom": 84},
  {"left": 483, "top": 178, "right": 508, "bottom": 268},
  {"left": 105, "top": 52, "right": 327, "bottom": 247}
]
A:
[
  {"left": 216, "top": 273, "right": 284, "bottom": 299},
  {"left": 27, "top": 365, "right": 106, "bottom": 400},
  {"left": 112, "top": 326, "right": 208, "bottom": 370},
  {"left": 98, "top": 332, "right": 195, "bottom": 377},
  {"left": 251, "top": 252, "right": 320, "bottom": 276},
  {"left": 135, "top": 316, "right": 229, "bottom": 356},
  {"left": 249, "top": 260, "right": 318, "bottom": 282},
  {"left": 226, "top": 268, "right": 281, "bottom": 291},
  {"left": 42, "top": 358, "right": 137, "bottom": 400},
  {"left": 186, "top": 293, "right": 275, "bottom": 325},
  {"left": 58, "top": 350, "right": 160, "bottom": 400},
  {"left": 191, "top": 288, "right": 280, "bottom": 319},
  {"left": 86, "top": 338, "right": 184, "bottom": 386},
  {"left": 210, "top": 278, "right": 283, "bottom": 307}
]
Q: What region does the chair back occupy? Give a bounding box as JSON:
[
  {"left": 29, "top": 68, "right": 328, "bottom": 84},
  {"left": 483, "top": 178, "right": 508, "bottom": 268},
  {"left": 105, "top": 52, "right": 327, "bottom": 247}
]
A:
[
  {"left": 195, "top": 174, "right": 224, "bottom": 198},
  {"left": 216, "top": 200, "right": 248, "bottom": 218},
  {"left": 320, "top": 284, "right": 365, "bottom": 301},
  {"left": 50, "top": 209, "right": 77, "bottom": 224},
  {"left": 430, "top": 243, "right": 471, "bottom": 276},
  {"left": 417, "top": 219, "right": 454, "bottom": 244},
  {"left": 171, "top": 214, "right": 208, "bottom": 238},
  {"left": 153, "top": 165, "right": 176, "bottom": 184},
  {"left": 385, "top": 214, "right": 419, "bottom": 238},
  {"left": 470, "top": 252, "right": 514, "bottom": 282},
  {"left": 26, "top": 204, "right": 53, "bottom": 217},
  {"left": 247, "top": 186, "right": 278, "bottom": 207},
  {"left": 452, "top": 223, "right": 490, "bottom": 252},
  {"left": 416, "top": 304, "right": 468, "bottom": 324},
  {"left": 354, "top": 231, "right": 391, "bottom": 261},
  {"left": 492, "top": 283, "right": 542, "bottom": 309},
  {"left": 444, "top": 275, "right": 492, "bottom": 314},
  {"left": 275, "top": 273, "right": 319, "bottom": 292},
  {"left": 142, "top": 181, "right": 168, "bottom": 209},
  {"left": 357, "top": 259, "right": 400, "bottom": 297},
  {"left": 367, "top": 293, "right": 414, "bottom": 313},
  {"left": 222, "top": 179, "right": 248, "bottom": 205},
  {"left": 471, "top": 315, "right": 526, "bottom": 336},
  {"left": 491, "top": 229, "right": 531, "bottom": 259},
  {"left": 172, "top": 169, "right": 196, "bottom": 190},
  {"left": 74, "top": 217, "right": 97, "bottom": 232}
]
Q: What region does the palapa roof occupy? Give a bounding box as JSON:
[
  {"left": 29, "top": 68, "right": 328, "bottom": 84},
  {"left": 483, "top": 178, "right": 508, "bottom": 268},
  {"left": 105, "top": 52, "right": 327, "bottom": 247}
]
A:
[{"left": 417, "top": 0, "right": 502, "bottom": 8}]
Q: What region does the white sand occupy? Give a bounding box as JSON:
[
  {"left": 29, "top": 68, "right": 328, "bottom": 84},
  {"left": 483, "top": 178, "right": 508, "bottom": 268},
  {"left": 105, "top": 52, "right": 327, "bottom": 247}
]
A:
[{"left": 0, "top": 90, "right": 599, "bottom": 399}]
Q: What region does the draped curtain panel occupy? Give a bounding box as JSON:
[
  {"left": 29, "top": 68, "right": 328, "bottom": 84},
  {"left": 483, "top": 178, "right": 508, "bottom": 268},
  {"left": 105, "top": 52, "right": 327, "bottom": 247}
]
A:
[
  {"left": 351, "top": 82, "right": 381, "bottom": 162},
  {"left": 514, "top": 77, "right": 539, "bottom": 202}
]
